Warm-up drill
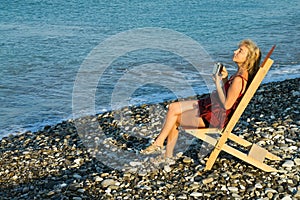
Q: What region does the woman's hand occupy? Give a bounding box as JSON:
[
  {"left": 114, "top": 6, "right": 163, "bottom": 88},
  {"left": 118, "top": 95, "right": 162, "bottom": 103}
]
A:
[
  {"left": 212, "top": 65, "right": 228, "bottom": 108},
  {"left": 213, "top": 72, "right": 222, "bottom": 83},
  {"left": 213, "top": 66, "right": 228, "bottom": 83},
  {"left": 220, "top": 66, "right": 228, "bottom": 79}
]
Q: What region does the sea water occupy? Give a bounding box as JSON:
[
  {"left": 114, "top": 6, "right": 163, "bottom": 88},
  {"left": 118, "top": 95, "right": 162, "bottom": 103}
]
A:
[{"left": 0, "top": 0, "right": 299, "bottom": 138}]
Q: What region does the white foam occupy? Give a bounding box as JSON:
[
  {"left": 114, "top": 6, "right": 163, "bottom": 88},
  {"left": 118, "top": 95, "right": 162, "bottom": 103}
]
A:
[{"left": 264, "top": 64, "right": 300, "bottom": 83}]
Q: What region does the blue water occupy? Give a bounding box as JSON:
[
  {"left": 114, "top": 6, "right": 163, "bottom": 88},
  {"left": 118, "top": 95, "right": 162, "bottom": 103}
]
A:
[{"left": 0, "top": 0, "right": 299, "bottom": 138}]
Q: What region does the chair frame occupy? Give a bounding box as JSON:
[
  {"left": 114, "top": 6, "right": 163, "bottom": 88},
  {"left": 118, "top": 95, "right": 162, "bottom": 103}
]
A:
[{"left": 185, "top": 45, "right": 281, "bottom": 172}]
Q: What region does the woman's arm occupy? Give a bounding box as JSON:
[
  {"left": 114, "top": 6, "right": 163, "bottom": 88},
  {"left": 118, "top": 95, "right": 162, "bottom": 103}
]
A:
[
  {"left": 214, "top": 66, "right": 243, "bottom": 110},
  {"left": 221, "top": 67, "right": 228, "bottom": 85},
  {"left": 214, "top": 75, "right": 243, "bottom": 110}
]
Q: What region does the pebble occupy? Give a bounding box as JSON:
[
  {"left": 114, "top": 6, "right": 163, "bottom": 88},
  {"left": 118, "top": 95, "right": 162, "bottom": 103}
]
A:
[
  {"left": 73, "top": 173, "right": 82, "bottom": 179},
  {"left": 255, "top": 183, "right": 263, "bottom": 189},
  {"left": 101, "top": 179, "right": 118, "bottom": 188},
  {"left": 220, "top": 185, "right": 227, "bottom": 191},
  {"left": 265, "top": 188, "right": 278, "bottom": 193},
  {"left": 182, "top": 157, "right": 192, "bottom": 164},
  {"left": 202, "top": 177, "right": 214, "bottom": 184},
  {"left": 190, "top": 192, "right": 202, "bottom": 197},
  {"left": 228, "top": 187, "right": 239, "bottom": 193},
  {"left": 294, "top": 191, "right": 300, "bottom": 198},
  {"left": 138, "top": 171, "right": 147, "bottom": 177},
  {"left": 95, "top": 176, "right": 102, "bottom": 182},
  {"left": 164, "top": 165, "right": 172, "bottom": 173},
  {"left": 281, "top": 196, "right": 292, "bottom": 200},
  {"left": 282, "top": 160, "right": 295, "bottom": 168},
  {"left": 129, "top": 161, "right": 142, "bottom": 167},
  {"left": 294, "top": 158, "right": 300, "bottom": 166}
]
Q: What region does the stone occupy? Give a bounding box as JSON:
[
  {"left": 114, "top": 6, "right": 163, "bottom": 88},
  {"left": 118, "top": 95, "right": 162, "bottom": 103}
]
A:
[
  {"left": 73, "top": 173, "right": 82, "bottom": 179},
  {"left": 265, "top": 188, "right": 278, "bottom": 193},
  {"left": 101, "top": 179, "right": 117, "bottom": 188},
  {"left": 138, "top": 171, "right": 147, "bottom": 177},
  {"left": 255, "top": 183, "right": 263, "bottom": 189},
  {"left": 47, "top": 191, "right": 55, "bottom": 196},
  {"left": 22, "top": 187, "right": 29, "bottom": 193},
  {"left": 281, "top": 196, "right": 292, "bottom": 200},
  {"left": 177, "top": 195, "right": 188, "bottom": 199},
  {"left": 267, "top": 192, "right": 273, "bottom": 199},
  {"left": 190, "top": 192, "right": 202, "bottom": 197},
  {"left": 294, "top": 190, "right": 300, "bottom": 198},
  {"left": 74, "top": 158, "right": 82, "bottom": 165},
  {"left": 292, "top": 91, "right": 300, "bottom": 96},
  {"left": 202, "top": 177, "right": 214, "bottom": 184},
  {"left": 294, "top": 158, "right": 300, "bottom": 166},
  {"left": 95, "top": 176, "right": 102, "bottom": 182},
  {"left": 183, "top": 157, "right": 192, "bottom": 164},
  {"left": 164, "top": 165, "right": 172, "bottom": 173},
  {"left": 282, "top": 160, "right": 295, "bottom": 168},
  {"left": 220, "top": 185, "right": 227, "bottom": 191},
  {"left": 129, "top": 161, "right": 142, "bottom": 167},
  {"left": 228, "top": 187, "right": 239, "bottom": 193},
  {"left": 77, "top": 189, "right": 85, "bottom": 193}
]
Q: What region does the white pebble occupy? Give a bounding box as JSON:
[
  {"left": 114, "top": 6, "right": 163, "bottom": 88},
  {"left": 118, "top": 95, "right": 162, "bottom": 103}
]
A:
[
  {"left": 240, "top": 185, "right": 246, "bottom": 190},
  {"left": 164, "top": 165, "right": 172, "bottom": 173},
  {"left": 177, "top": 195, "right": 188, "bottom": 199},
  {"left": 228, "top": 187, "right": 239, "bottom": 193},
  {"left": 281, "top": 196, "right": 292, "bottom": 200},
  {"left": 101, "top": 179, "right": 117, "bottom": 188},
  {"left": 221, "top": 185, "right": 227, "bottom": 191},
  {"left": 265, "top": 188, "right": 277, "bottom": 193},
  {"left": 129, "top": 161, "right": 142, "bottom": 167},
  {"left": 190, "top": 192, "right": 202, "bottom": 197},
  {"left": 282, "top": 160, "right": 295, "bottom": 168},
  {"left": 288, "top": 146, "right": 297, "bottom": 151},
  {"left": 95, "top": 176, "right": 102, "bottom": 182},
  {"left": 255, "top": 183, "right": 263, "bottom": 189},
  {"left": 294, "top": 158, "right": 300, "bottom": 166},
  {"left": 292, "top": 91, "right": 300, "bottom": 96},
  {"left": 202, "top": 177, "right": 214, "bottom": 184},
  {"left": 285, "top": 138, "right": 296, "bottom": 143},
  {"left": 74, "top": 158, "right": 82, "bottom": 165}
]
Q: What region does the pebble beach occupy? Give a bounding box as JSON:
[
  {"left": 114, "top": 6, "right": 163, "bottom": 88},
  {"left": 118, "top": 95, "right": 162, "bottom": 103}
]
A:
[{"left": 0, "top": 78, "right": 299, "bottom": 200}]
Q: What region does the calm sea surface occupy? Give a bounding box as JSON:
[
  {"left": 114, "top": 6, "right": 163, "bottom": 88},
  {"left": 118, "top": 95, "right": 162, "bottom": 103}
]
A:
[{"left": 0, "top": 0, "right": 299, "bottom": 138}]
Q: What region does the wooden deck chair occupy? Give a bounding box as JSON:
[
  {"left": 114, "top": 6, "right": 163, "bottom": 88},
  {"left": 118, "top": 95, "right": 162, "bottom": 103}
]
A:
[{"left": 185, "top": 45, "right": 281, "bottom": 172}]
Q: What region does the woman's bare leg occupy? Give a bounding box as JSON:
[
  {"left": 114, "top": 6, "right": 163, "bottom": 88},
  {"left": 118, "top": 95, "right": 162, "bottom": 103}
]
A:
[
  {"left": 164, "top": 109, "right": 207, "bottom": 158},
  {"left": 153, "top": 100, "right": 199, "bottom": 147},
  {"left": 165, "top": 123, "right": 179, "bottom": 158},
  {"left": 141, "top": 100, "right": 207, "bottom": 155}
]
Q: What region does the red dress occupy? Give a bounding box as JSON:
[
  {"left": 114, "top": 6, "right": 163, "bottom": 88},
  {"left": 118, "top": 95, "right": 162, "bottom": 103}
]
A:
[{"left": 198, "top": 75, "right": 247, "bottom": 128}]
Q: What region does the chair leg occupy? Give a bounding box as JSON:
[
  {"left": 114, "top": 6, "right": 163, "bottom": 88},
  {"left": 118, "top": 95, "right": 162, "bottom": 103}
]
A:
[
  {"left": 185, "top": 129, "right": 280, "bottom": 172},
  {"left": 204, "top": 147, "right": 222, "bottom": 171},
  {"left": 222, "top": 144, "right": 278, "bottom": 172},
  {"left": 227, "top": 133, "right": 281, "bottom": 161}
]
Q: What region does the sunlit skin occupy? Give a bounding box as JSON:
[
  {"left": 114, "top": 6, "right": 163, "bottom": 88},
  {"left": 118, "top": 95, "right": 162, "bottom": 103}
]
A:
[{"left": 149, "top": 45, "right": 249, "bottom": 158}]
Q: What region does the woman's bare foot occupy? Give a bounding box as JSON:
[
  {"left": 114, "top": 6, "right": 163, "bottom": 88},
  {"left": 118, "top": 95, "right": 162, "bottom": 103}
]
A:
[{"left": 140, "top": 144, "right": 164, "bottom": 154}]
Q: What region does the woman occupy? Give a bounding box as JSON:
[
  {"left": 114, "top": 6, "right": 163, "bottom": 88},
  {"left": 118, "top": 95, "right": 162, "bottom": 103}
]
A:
[{"left": 141, "top": 39, "right": 261, "bottom": 158}]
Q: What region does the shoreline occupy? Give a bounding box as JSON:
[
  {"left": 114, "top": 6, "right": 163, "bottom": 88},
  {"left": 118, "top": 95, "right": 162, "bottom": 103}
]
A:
[
  {"left": 1, "top": 74, "right": 300, "bottom": 141},
  {"left": 0, "top": 78, "right": 299, "bottom": 199}
]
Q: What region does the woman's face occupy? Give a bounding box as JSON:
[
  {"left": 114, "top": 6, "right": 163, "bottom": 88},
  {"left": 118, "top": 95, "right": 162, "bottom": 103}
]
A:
[{"left": 233, "top": 45, "right": 249, "bottom": 65}]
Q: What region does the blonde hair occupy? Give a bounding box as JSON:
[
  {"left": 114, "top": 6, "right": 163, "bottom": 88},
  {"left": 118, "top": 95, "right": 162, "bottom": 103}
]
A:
[{"left": 239, "top": 39, "right": 261, "bottom": 84}]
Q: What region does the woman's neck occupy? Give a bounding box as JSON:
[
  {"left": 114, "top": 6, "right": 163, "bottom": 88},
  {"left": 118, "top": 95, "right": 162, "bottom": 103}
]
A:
[{"left": 236, "top": 66, "right": 248, "bottom": 78}]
